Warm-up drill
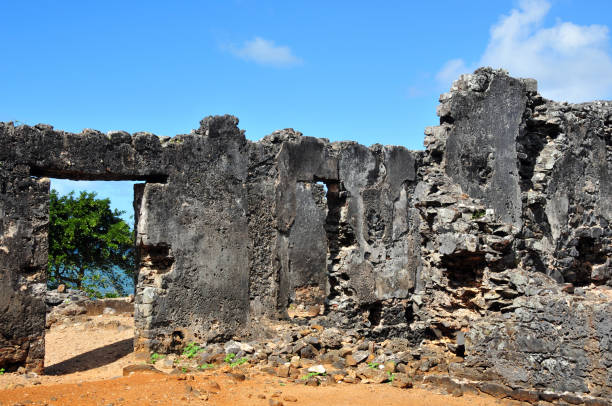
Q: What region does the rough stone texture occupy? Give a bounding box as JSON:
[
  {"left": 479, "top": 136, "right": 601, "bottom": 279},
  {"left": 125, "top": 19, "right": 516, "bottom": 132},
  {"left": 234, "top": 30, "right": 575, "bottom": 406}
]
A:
[
  {"left": 0, "top": 67, "right": 610, "bottom": 399},
  {"left": 456, "top": 286, "right": 612, "bottom": 397},
  {"left": 0, "top": 162, "right": 48, "bottom": 373},
  {"left": 1, "top": 115, "right": 251, "bottom": 361},
  {"left": 245, "top": 132, "right": 422, "bottom": 335},
  {"left": 133, "top": 116, "right": 250, "bottom": 353},
  {"left": 45, "top": 289, "right": 134, "bottom": 327},
  {"left": 418, "top": 68, "right": 611, "bottom": 398},
  {"left": 442, "top": 70, "right": 526, "bottom": 228}
]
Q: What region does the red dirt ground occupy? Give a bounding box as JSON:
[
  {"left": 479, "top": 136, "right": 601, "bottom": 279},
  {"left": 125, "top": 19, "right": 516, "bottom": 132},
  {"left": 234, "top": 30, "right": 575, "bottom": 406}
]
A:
[{"left": 0, "top": 314, "right": 516, "bottom": 406}]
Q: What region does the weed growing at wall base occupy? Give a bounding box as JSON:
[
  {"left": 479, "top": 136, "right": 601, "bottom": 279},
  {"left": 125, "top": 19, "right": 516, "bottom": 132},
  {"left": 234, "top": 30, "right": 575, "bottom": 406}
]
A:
[
  {"left": 148, "top": 353, "right": 164, "bottom": 364},
  {"left": 182, "top": 342, "right": 204, "bottom": 358},
  {"left": 224, "top": 353, "right": 248, "bottom": 367},
  {"left": 300, "top": 371, "right": 326, "bottom": 380}
]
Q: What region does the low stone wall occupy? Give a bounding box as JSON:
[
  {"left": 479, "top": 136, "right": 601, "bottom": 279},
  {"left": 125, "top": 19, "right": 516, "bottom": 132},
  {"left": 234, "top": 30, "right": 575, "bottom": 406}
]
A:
[
  {"left": 455, "top": 275, "right": 612, "bottom": 399},
  {"left": 45, "top": 289, "right": 134, "bottom": 327}
]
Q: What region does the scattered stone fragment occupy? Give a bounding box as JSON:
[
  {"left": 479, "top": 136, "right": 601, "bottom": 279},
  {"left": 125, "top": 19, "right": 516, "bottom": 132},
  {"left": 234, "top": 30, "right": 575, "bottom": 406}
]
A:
[
  {"left": 227, "top": 372, "right": 246, "bottom": 381},
  {"left": 122, "top": 364, "right": 164, "bottom": 376},
  {"left": 391, "top": 373, "right": 412, "bottom": 389},
  {"left": 383, "top": 361, "right": 396, "bottom": 373},
  {"left": 562, "top": 394, "right": 585, "bottom": 405},
  {"left": 510, "top": 388, "right": 539, "bottom": 403},
  {"left": 478, "top": 382, "right": 512, "bottom": 399},
  {"left": 276, "top": 364, "right": 290, "bottom": 377},
  {"left": 202, "top": 380, "right": 221, "bottom": 393},
  {"left": 350, "top": 351, "right": 369, "bottom": 365},
  {"left": 307, "top": 365, "right": 326, "bottom": 374}
]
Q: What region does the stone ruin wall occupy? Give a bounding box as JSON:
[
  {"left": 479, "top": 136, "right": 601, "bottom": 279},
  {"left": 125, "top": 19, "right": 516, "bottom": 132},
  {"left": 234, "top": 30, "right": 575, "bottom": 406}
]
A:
[{"left": 0, "top": 68, "right": 610, "bottom": 398}]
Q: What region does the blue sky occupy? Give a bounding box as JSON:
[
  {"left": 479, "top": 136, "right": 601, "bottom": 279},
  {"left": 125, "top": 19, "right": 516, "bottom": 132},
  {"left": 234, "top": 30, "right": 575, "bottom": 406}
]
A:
[{"left": 2, "top": 0, "right": 611, "bottom": 221}]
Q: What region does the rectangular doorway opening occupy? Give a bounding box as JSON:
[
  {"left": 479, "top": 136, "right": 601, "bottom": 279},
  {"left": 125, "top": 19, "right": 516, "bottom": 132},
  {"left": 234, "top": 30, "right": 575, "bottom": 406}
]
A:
[{"left": 43, "top": 178, "right": 142, "bottom": 377}]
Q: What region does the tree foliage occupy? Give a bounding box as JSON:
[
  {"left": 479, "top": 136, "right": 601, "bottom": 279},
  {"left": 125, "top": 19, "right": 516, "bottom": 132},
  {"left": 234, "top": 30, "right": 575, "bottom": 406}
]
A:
[{"left": 48, "top": 189, "right": 135, "bottom": 297}]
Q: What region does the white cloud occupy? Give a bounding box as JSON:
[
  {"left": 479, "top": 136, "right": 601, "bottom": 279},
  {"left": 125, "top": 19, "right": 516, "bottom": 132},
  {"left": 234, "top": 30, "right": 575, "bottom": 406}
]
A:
[
  {"left": 228, "top": 37, "right": 302, "bottom": 67},
  {"left": 436, "top": 59, "right": 469, "bottom": 86},
  {"left": 437, "top": 0, "right": 612, "bottom": 102}
]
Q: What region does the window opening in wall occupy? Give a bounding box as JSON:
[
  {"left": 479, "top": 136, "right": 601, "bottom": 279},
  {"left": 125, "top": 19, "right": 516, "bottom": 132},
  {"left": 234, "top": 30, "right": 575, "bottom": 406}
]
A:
[
  {"left": 47, "top": 179, "right": 141, "bottom": 298},
  {"left": 316, "top": 179, "right": 357, "bottom": 309},
  {"left": 316, "top": 180, "right": 328, "bottom": 194}
]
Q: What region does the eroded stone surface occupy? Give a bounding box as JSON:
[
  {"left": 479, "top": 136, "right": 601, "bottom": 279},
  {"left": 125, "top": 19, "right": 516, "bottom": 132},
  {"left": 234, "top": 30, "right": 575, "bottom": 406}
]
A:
[
  {"left": 0, "top": 68, "right": 610, "bottom": 398},
  {"left": 0, "top": 164, "right": 48, "bottom": 373}
]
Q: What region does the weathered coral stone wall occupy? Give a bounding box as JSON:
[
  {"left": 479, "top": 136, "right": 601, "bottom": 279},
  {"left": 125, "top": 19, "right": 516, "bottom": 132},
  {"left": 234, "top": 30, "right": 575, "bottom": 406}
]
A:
[
  {"left": 419, "top": 69, "right": 612, "bottom": 398},
  {"left": 0, "top": 118, "right": 252, "bottom": 366},
  {"left": 0, "top": 164, "right": 48, "bottom": 373},
  {"left": 133, "top": 117, "right": 250, "bottom": 353},
  {"left": 0, "top": 68, "right": 610, "bottom": 398},
  {"left": 246, "top": 134, "right": 421, "bottom": 336}
]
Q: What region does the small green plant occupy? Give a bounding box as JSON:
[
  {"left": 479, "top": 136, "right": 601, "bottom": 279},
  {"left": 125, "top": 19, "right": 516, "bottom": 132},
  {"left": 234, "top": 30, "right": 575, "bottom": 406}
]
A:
[
  {"left": 199, "top": 363, "right": 215, "bottom": 370},
  {"left": 230, "top": 357, "right": 248, "bottom": 367},
  {"left": 0, "top": 368, "right": 5, "bottom": 375},
  {"left": 367, "top": 362, "right": 380, "bottom": 369},
  {"left": 471, "top": 209, "right": 486, "bottom": 219},
  {"left": 181, "top": 367, "right": 188, "bottom": 373},
  {"left": 149, "top": 352, "right": 164, "bottom": 364},
  {"left": 182, "top": 342, "right": 204, "bottom": 359},
  {"left": 223, "top": 353, "right": 248, "bottom": 367},
  {"left": 387, "top": 371, "right": 395, "bottom": 383},
  {"left": 300, "top": 371, "right": 326, "bottom": 380}
]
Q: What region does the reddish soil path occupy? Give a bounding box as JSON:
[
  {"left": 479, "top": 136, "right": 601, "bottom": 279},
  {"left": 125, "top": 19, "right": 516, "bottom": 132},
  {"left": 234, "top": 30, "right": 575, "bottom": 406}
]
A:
[{"left": 0, "top": 371, "right": 513, "bottom": 406}]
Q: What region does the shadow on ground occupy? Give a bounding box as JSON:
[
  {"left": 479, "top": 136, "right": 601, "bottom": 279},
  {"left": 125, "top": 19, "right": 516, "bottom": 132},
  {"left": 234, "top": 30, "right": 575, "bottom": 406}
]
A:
[{"left": 45, "top": 337, "right": 134, "bottom": 375}]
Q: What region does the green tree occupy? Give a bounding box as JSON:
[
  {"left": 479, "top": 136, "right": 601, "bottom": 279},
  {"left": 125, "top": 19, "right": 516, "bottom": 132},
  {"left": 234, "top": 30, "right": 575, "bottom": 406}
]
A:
[{"left": 48, "top": 189, "right": 135, "bottom": 298}]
